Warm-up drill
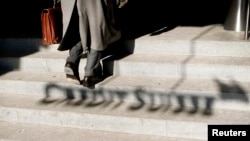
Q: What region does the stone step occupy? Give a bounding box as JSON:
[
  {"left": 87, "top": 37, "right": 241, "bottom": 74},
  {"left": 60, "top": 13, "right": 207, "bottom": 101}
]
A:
[
  {"left": 0, "top": 51, "right": 71, "bottom": 73},
  {"left": 0, "top": 93, "right": 249, "bottom": 140},
  {"left": 0, "top": 25, "right": 249, "bottom": 57},
  {"left": 113, "top": 54, "right": 250, "bottom": 82},
  {"left": 1, "top": 51, "right": 250, "bottom": 82},
  {"left": 0, "top": 38, "right": 58, "bottom": 52},
  {"left": 0, "top": 121, "right": 193, "bottom": 141},
  {"left": 0, "top": 71, "right": 249, "bottom": 111},
  {"left": 131, "top": 25, "right": 250, "bottom": 57}
]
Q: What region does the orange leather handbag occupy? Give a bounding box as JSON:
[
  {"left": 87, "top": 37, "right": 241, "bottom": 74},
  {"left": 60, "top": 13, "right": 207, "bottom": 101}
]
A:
[{"left": 41, "top": 0, "right": 62, "bottom": 45}]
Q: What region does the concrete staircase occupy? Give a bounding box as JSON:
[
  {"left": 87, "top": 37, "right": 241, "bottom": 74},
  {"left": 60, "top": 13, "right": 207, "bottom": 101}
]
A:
[{"left": 0, "top": 24, "right": 250, "bottom": 141}]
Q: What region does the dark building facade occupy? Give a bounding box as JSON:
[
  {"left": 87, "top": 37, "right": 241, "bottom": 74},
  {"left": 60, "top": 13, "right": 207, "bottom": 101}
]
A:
[{"left": 0, "top": 0, "right": 231, "bottom": 39}]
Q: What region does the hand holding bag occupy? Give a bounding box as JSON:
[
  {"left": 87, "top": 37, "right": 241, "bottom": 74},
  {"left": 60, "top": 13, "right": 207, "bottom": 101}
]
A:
[{"left": 41, "top": 0, "right": 62, "bottom": 45}]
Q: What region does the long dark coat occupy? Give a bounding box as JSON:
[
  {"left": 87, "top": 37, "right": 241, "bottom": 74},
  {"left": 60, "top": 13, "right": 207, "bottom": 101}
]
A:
[{"left": 58, "top": 0, "right": 121, "bottom": 52}]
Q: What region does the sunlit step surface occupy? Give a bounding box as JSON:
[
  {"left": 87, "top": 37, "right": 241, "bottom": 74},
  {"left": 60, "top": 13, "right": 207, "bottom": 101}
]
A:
[{"left": 0, "top": 94, "right": 249, "bottom": 140}]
